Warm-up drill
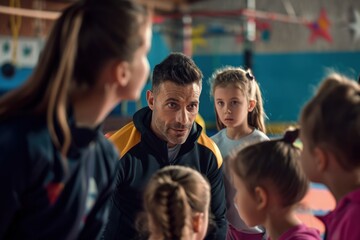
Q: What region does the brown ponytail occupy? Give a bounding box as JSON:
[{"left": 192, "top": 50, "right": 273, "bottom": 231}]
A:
[{"left": 0, "top": 0, "right": 149, "bottom": 162}]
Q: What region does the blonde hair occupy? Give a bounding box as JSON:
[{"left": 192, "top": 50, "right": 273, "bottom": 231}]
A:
[
  {"left": 143, "top": 166, "right": 210, "bottom": 240},
  {"left": 300, "top": 73, "right": 360, "bottom": 170},
  {"left": 0, "top": 0, "right": 148, "bottom": 166},
  {"left": 209, "top": 66, "right": 266, "bottom": 132}
]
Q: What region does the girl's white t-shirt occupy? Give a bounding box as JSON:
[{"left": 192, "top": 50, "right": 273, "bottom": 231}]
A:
[{"left": 211, "top": 128, "right": 269, "bottom": 232}]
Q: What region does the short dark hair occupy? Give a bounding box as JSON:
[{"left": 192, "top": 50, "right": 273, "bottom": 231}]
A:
[{"left": 152, "top": 52, "right": 203, "bottom": 92}]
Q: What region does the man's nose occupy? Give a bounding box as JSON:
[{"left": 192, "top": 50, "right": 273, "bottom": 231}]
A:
[{"left": 176, "top": 109, "right": 189, "bottom": 125}]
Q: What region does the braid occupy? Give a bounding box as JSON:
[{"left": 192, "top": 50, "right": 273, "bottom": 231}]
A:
[
  {"left": 143, "top": 166, "right": 211, "bottom": 240},
  {"left": 166, "top": 181, "right": 189, "bottom": 240},
  {"left": 148, "top": 176, "right": 191, "bottom": 240}
]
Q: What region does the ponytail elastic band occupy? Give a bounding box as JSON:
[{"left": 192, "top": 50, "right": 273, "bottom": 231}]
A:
[
  {"left": 282, "top": 128, "right": 299, "bottom": 144},
  {"left": 245, "top": 72, "right": 254, "bottom": 81}
]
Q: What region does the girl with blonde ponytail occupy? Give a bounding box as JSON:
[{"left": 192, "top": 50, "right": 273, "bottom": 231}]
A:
[
  {"left": 209, "top": 66, "right": 269, "bottom": 240},
  {"left": 0, "top": 0, "right": 152, "bottom": 239}
]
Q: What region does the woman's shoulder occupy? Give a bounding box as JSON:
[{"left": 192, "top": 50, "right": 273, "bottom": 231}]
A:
[
  {"left": 0, "top": 115, "right": 51, "bottom": 178},
  {"left": 0, "top": 115, "right": 46, "bottom": 143}
]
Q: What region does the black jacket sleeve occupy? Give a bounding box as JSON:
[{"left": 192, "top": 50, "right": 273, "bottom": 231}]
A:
[
  {"left": 0, "top": 128, "right": 28, "bottom": 238},
  {"left": 205, "top": 157, "right": 227, "bottom": 240},
  {"left": 102, "top": 156, "right": 138, "bottom": 240}
]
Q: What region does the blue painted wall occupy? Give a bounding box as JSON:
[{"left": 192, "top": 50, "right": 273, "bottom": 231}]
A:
[
  {"left": 1, "top": 34, "right": 359, "bottom": 125},
  {"left": 0, "top": 67, "right": 32, "bottom": 95},
  {"left": 194, "top": 51, "right": 360, "bottom": 125}
]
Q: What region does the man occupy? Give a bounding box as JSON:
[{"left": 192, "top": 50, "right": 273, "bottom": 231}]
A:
[{"left": 103, "top": 52, "right": 226, "bottom": 239}]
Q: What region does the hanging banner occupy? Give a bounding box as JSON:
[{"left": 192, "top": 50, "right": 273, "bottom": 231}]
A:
[{"left": 0, "top": 36, "right": 43, "bottom": 67}]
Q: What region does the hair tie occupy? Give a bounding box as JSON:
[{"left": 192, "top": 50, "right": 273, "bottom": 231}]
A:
[
  {"left": 282, "top": 128, "right": 299, "bottom": 144},
  {"left": 245, "top": 72, "right": 254, "bottom": 81}
]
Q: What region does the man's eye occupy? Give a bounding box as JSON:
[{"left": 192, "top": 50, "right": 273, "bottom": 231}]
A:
[
  {"left": 188, "top": 104, "right": 198, "bottom": 112},
  {"left": 167, "top": 102, "right": 177, "bottom": 108}
]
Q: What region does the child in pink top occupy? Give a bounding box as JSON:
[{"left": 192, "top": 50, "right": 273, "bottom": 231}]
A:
[
  {"left": 299, "top": 73, "right": 360, "bottom": 240},
  {"left": 277, "top": 224, "right": 321, "bottom": 240},
  {"left": 229, "top": 129, "right": 321, "bottom": 240}
]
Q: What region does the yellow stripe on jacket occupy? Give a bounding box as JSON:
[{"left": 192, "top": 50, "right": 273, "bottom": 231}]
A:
[
  {"left": 197, "top": 132, "right": 223, "bottom": 169},
  {"left": 110, "top": 121, "right": 222, "bottom": 169},
  {"left": 109, "top": 122, "right": 141, "bottom": 158}
]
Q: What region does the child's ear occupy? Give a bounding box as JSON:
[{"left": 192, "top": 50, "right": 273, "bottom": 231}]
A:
[
  {"left": 146, "top": 90, "right": 154, "bottom": 110},
  {"left": 254, "top": 186, "right": 267, "bottom": 210},
  {"left": 114, "top": 61, "right": 130, "bottom": 87},
  {"left": 248, "top": 99, "right": 257, "bottom": 112},
  {"left": 313, "top": 146, "right": 328, "bottom": 172},
  {"left": 192, "top": 212, "right": 204, "bottom": 233}
]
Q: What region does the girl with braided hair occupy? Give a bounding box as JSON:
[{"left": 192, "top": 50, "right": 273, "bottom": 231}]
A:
[
  {"left": 143, "top": 165, "right": 211, "bottom": 240},
  {"left": 229, "top": 129, "right": 321, "bottom": 240},
  {"left": 0, "top": 0, "right": 152, "bottom": 239}
]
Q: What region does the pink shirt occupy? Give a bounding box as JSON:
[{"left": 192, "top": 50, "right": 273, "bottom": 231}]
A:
[
  {"left": 317, "top": 187, "right": 360, "bottom": 240},
  {"left": 267, "top": 224, "right": 321, "bottom": 240}
]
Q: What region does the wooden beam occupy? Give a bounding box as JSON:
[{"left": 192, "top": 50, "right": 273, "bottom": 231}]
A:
[
  {"left": 0, "top": 5, "right": 59, "bottom": 19},
  {"left": 135, "top": 0, "right": 187, "bottom": 12}
]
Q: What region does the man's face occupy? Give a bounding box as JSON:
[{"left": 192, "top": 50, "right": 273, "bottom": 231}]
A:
[{"left": 147, "top": 81, "right": 201, "bottom": 148}]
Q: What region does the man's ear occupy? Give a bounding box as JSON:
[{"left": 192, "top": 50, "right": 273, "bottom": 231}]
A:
[
  {"left": 248, "top": 99, "right": 257, "bottom": 112},
  {"left": 313, "top": 146, "right": 328, "bottom": 172},
  {"left": 192, "top": 212, "right": 204, "bottom": 233},
  {"left": 254, "top": 186, "right": 267, "bottom": 210},
  {"left": 146, "top": 90, "right": 154, "bottom": 110},
  {"left": 114, "top": 61, "right": 130, "bottom": 87}
]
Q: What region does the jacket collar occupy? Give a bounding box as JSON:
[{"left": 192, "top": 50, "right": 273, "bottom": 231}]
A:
[{"left": 55, "top": 106, "right": 101, "bottom": 155}]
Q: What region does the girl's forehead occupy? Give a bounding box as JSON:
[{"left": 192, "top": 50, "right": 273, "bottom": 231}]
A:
[
  {"left": 216, "top": 81, "right": 246, "bottom": 90},
  {"left": 214, "top": 85, "right": 245, "bottom": 96}
]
